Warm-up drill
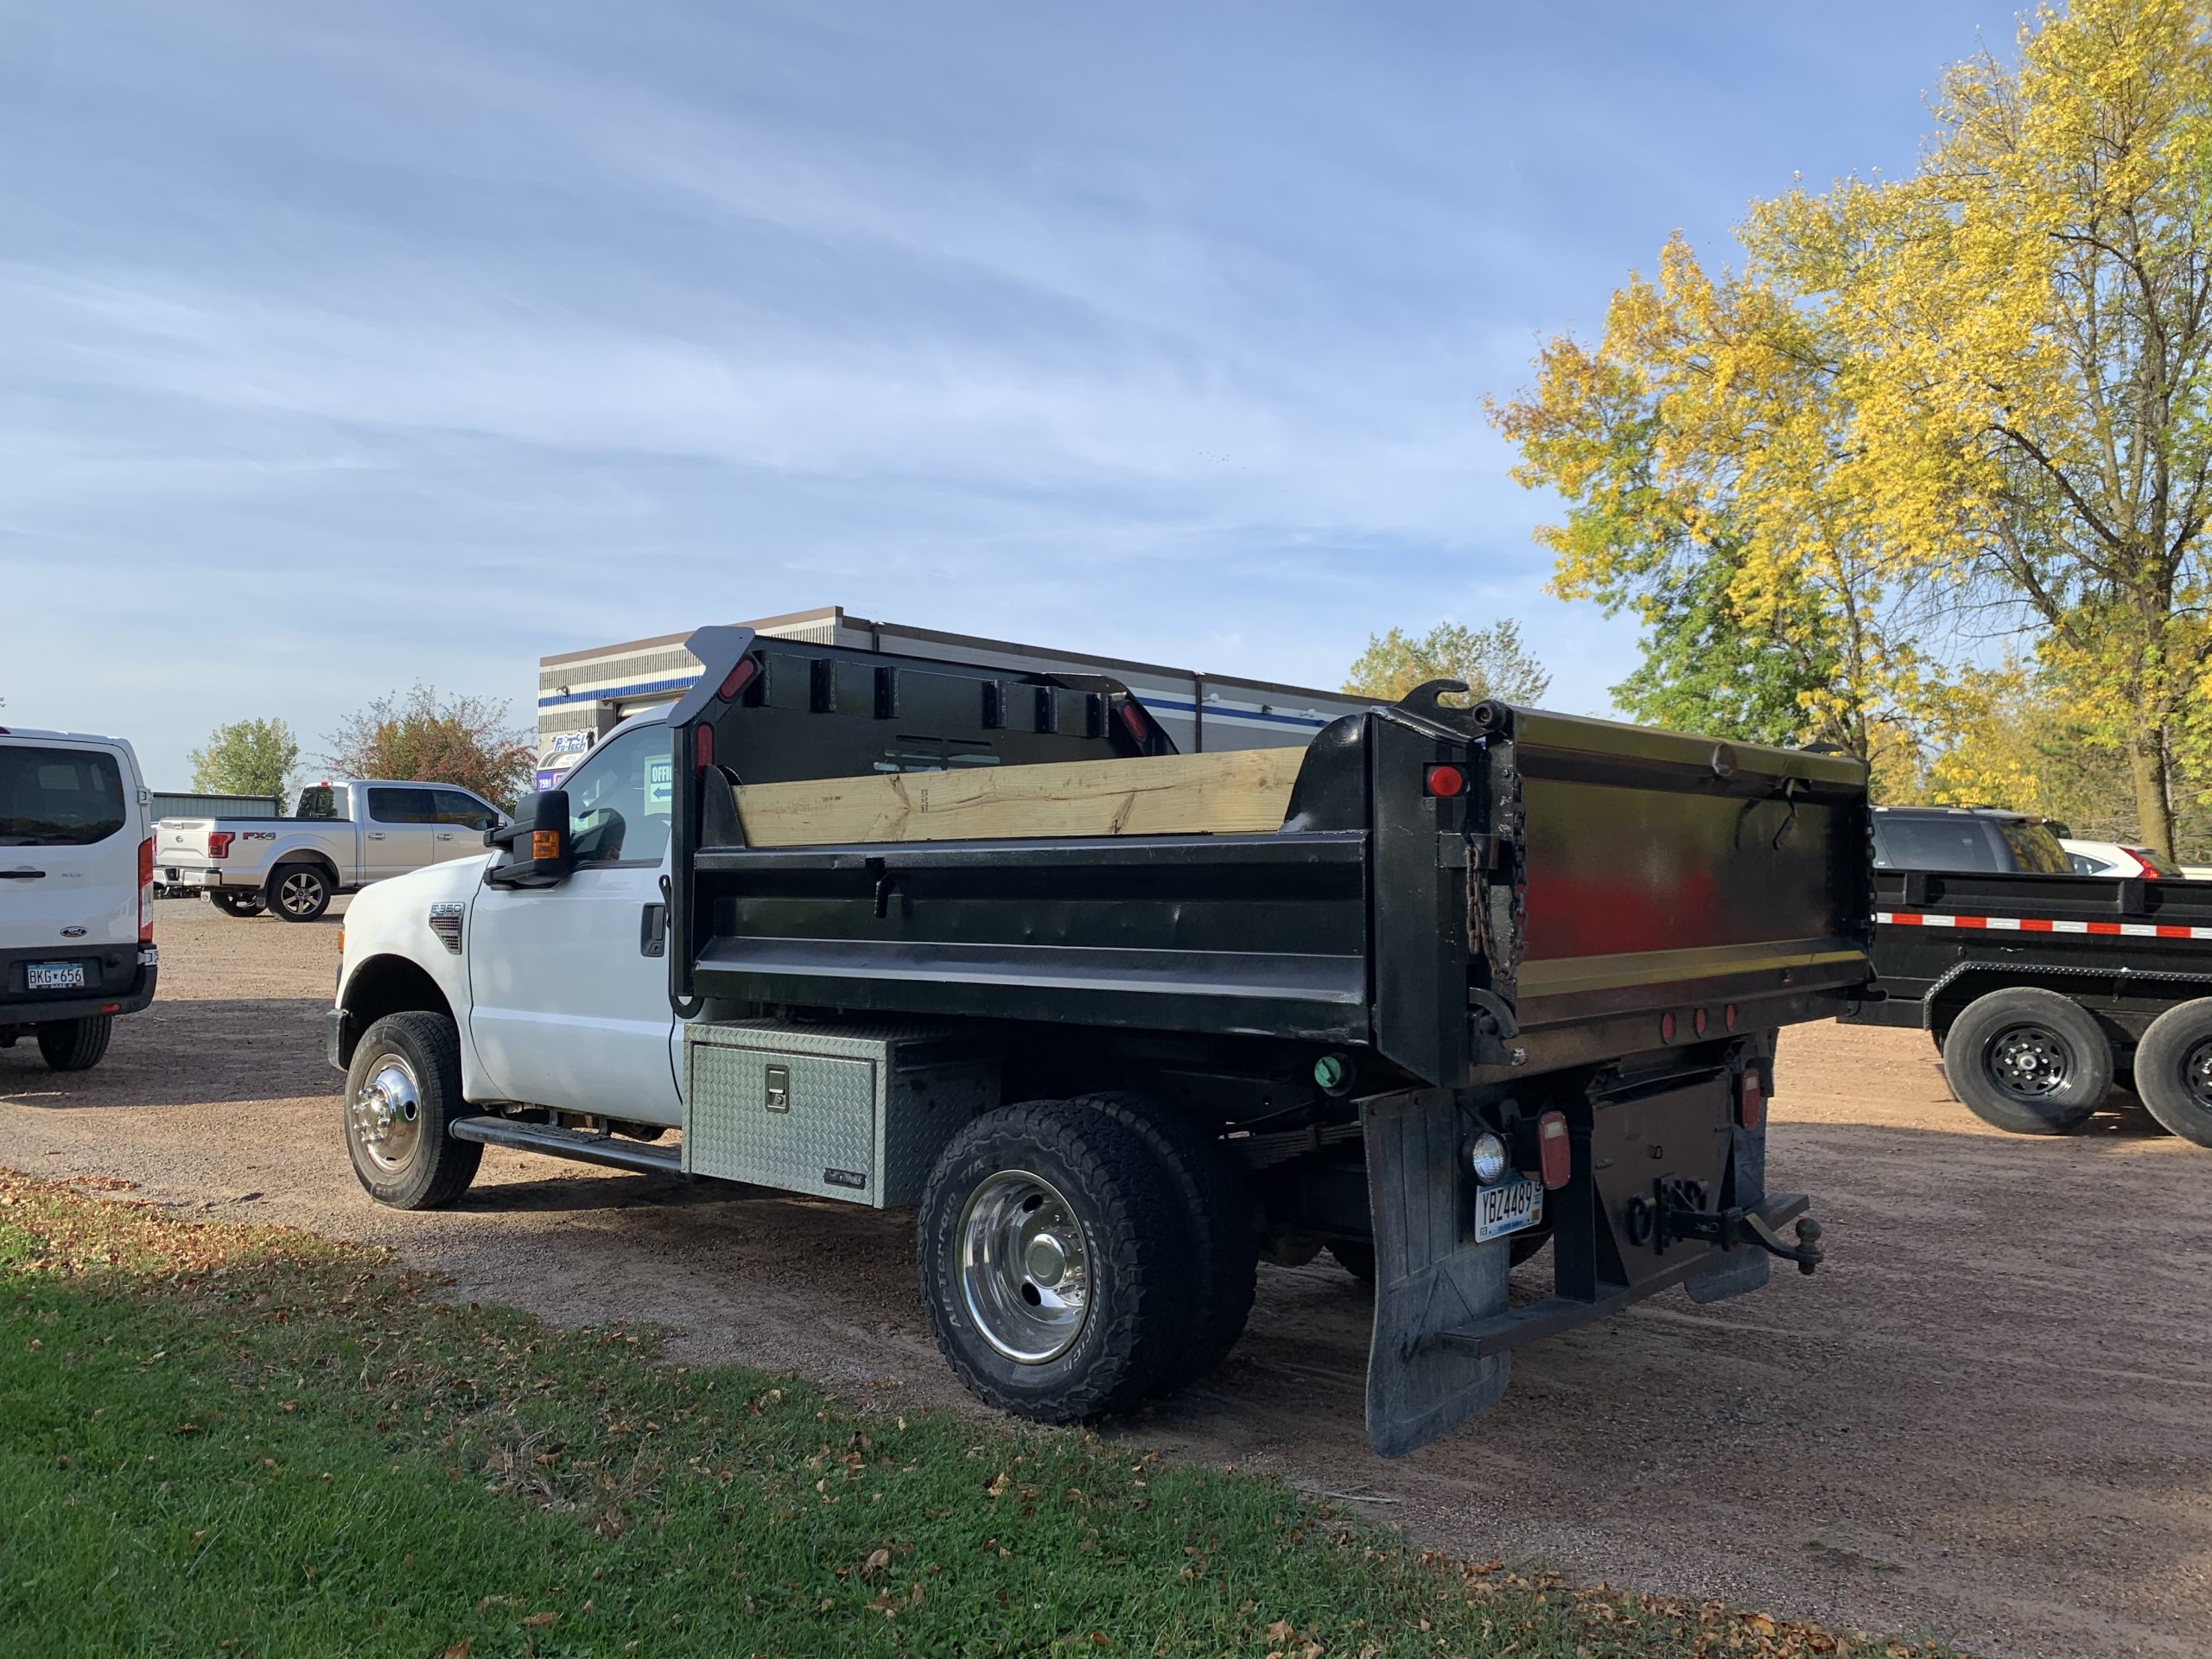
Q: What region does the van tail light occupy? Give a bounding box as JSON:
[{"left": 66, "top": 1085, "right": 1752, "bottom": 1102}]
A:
[
  {"left": 1535, "top": 1110, "right": 1571, "bottom": 1189},
  {"left": 207, "top": 830, "right": 235, "bottom": 860},
  {"left": 1737, "top": 1069, "right": 1766, "bottom": 1130},
  {"left": 137, "top": 837, "right": 155, "bottom": 944}
]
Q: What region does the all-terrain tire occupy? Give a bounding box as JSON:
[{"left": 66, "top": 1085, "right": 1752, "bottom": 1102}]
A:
[
  {"left": 267, "top": 862, "right": 333, "bottom": 923},
  {"left": 36, "top": 1015, "right": 112, "bottom": 1072},
  {"left": 918, "top": 1102, "right": 1189, "bottom": 1423},
  {"left": 1071, "top": 1092, "right": 1258, "bottom": 1395},
  {"left": 2131, "top": 997, "right": 2212, "bottom": 1149},
  {"left": 1941, "top": 987, "right": 2112, "bottom": 1135},
  {"left": 343, "top": 1012, "right": 481, "bottom": 1209}
]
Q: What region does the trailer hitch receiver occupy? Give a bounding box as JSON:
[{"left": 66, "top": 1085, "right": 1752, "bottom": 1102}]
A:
[{"left": 1625, "top": 1179, "right": 1826, "bottom": 1275}]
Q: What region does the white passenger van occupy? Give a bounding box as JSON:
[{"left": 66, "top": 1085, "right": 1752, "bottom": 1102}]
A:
[{"left": 0, "top": 728, "right": 157, "bottom": 1071}]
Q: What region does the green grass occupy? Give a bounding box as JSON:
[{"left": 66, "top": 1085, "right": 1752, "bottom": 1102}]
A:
[{"left": 0, "top": 1172, "right": 1946, "bottom": 1658}]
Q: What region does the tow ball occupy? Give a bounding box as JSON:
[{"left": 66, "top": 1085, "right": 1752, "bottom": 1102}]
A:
[{"left": 1623, "top": 1179, "right": 1826, "bottom": 1275}]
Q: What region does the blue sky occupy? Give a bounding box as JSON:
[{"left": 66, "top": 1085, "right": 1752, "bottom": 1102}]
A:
[{"left": 2, "top": 0, "right": 2014, "bottom": 785}]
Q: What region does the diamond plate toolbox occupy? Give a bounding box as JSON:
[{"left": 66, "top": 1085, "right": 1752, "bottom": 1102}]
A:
[{"left": 682, "top": 1019, "right": 997, "bottom": 1206}]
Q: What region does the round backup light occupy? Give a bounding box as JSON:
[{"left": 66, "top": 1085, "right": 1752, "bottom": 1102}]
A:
[{"left": 1466, "top": 1131, "right": 1510, "bottom": 1185}]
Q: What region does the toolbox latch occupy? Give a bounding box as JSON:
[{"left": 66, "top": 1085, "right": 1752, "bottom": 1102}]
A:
[{"left": 764, "top": 1063, "right": 791, "bottom": 1113}]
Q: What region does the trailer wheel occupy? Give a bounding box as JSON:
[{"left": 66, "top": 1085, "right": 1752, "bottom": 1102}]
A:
[
  {"left": 2132, "top": 998, "right": 2212, "bottom": 1149},
  {"left": 1941, "top": 988, "right": 2112, "bottom": 1135},
  {"left": 344, "top": 1012, "right": 481, "bottom": 1209},
  {"left": 1071, "top": 1093, "right": 1257, "bottom": 1394},
  {"left": 267, "top": 862, "right": 333, "bottom": 922},
  {"left": 211, "top": 892, "right": 265, "bottom": 918},
  {"left": 918, "top": 1103, "right": 1187, "bottom": 1422},
  {"left": 35, "top": 1015, "right": 112, "bottom": 1072}
]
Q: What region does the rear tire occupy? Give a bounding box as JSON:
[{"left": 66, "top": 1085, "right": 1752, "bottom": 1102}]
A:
[
  {"left": 1071, "top": 1093, "right": 1257, "bottom": 1394},
  {"left": 2132, "top": 998, "right": 2212, "bottom": 1149},
  {"left": 1941, "top": 988, "right": 2111, "bottom": 1135},
  {"left": 211, "top": 892, "right": 265, "bottom": 918},
  {"left": 35, "top": 1015, "right": 112, "bottom": 1072},
  {"left": 918, "top": 1102, "right": 1186, "bottom": 1423},
  {"left": 344, "top": 1012, "right": 480, "bottom": 1209},
  {"left": 267, "top": 863, "right": 333, "bottom": 922}
]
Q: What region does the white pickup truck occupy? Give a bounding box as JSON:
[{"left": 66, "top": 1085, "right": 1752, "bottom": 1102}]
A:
[{"left": 159, "top": 779, "right": 508, "bottom": 922}]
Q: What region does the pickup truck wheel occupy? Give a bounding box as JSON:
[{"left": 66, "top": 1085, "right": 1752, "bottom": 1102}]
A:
[
  {"left": 35, "top": 1015, "right": 112, "bottom": 1072},
  {"left": 268, "top": 864, "right": 333, "bottom": 923},
  {"left": 1941, "top": 988, "right": 2111, "bottom": 1135},
  {"left": 2132, "top": 998, "right": 2212, "bottom": 1149},
  {"left": 344, "top": 1012, "right": 481, "bottom": 1209},
  {"left": 1071, "top": 1093, "right": 1257, "bottom": 1395},
  {"left": 211, "top": 893, "right": 265, "bottom": 918},
  {"left": 918, "top": 1103, "right": 1185, "bottom": 1423}
]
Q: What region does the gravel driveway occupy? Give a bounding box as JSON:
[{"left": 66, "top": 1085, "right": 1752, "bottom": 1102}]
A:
[{"left": 5, "top": 898, "right": 2209, "bottom": 1658}]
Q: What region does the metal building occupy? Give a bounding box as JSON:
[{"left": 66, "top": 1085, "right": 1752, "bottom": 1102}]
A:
[{"left": 537, "top": 606, "right": 1369, "bottom": 785}]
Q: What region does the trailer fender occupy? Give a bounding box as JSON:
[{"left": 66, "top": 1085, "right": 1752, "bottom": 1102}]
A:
[{"left": 1362, "top": 1088, "right": 1511, "bottom": 1459}]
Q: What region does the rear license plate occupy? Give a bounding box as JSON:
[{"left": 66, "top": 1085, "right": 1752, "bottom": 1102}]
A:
[
  {"left": 1474, "top": 1175, "right": 1542, "bottom": 1243},
  {"left": 27, "top": 962, "right": 86, "bottom": 992}
]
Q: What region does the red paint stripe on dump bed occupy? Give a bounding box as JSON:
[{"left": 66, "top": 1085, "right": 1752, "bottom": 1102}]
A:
[{"left": 1874, "top": 911, "right": 2212, "bottom": 941}]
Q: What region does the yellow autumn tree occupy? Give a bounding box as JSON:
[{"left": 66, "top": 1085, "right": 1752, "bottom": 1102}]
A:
[
  {"left": 1749, "top": 0, "right": 2212, "bottom": 860},
  {"left": 1494, "top": 0, "right": 2212, "bottom": 855}
]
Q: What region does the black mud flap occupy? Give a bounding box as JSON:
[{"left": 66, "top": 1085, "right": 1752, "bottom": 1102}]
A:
[
  {"left": 1363, "top": 1088, "right": 1512, "bottom": 1459},
  {"left": 1684, "top": 1125, "right": 1770, "bottom": 1305}
]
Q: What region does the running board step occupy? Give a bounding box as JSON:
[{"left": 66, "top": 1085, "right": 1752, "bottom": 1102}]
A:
[{"left": 450, "top": 1116, "right": 685, "bottom": 1177}]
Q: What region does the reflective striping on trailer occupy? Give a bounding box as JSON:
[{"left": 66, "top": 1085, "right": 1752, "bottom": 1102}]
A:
[{"left": 1874, "top": 910, "right": 2212, "bottom": 940}]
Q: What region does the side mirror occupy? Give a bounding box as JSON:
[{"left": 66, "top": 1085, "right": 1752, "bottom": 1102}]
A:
[{"left": 485, "top": 790, "right": 576, "bottom": 888}]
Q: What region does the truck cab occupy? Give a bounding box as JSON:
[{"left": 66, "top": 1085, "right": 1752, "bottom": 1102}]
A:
[{"left": 0, "top": 726, "right": 158, "bottom": 1071}]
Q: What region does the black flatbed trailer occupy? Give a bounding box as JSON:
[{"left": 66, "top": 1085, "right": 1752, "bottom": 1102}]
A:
[
  {"left": 1847, "top": 865, "right": 2212, "bottom": 1147},
  {"left": 621, "top": 626, "right": 1871, "bottom": 1455}
]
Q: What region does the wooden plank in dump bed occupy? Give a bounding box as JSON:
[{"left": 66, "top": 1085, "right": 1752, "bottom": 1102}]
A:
[{"left": 734, "top": 745, "right": 1308, "bottom": 847}]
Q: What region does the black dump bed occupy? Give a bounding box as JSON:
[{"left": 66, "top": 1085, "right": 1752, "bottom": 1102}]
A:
[{"left": 665, "top": 626, "right": 1872, "bottom": 1086}]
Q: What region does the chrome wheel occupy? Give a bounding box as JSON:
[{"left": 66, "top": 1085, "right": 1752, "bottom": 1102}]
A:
[
  {"left": 350, "top": 1055, "right": 423, "bottom": 1174},
  {"left": 958, "top": 1169, "right": 1090, "bottom": 1363},
  {"left": 2187, "top": 1040, "right": 2212, "bottom": 1109},
  {"left": 276, "top": 870, "right": 324, "bottom": 917},
  {"left": 1987, "top": 1023, "right": 2070, "bottom": 1101}
]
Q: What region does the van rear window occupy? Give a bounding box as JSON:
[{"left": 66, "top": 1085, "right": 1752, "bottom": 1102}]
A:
[{"left": 0, "top": 746, "right": 126, "bottom": 846}]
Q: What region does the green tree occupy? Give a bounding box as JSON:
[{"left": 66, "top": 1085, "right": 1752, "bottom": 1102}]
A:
[
  {"left": 322, "top": 687, "right": 535, "bottom": 807},
  {"left": 1343, "top": 618, "right": 1553, "bottom": 705},
  {"left": 188, "top": 717, "right": 298, "bottom": 812}
]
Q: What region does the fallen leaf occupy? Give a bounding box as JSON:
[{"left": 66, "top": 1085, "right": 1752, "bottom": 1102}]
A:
[
  {"left": 862, "top": 1548, "right": 892, "bottom": 1576},
  {"left": 520, "top": 1611, "right": 557, "bottom": 1629}
]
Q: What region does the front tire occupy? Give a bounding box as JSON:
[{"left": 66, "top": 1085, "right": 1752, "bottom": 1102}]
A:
[
  {"left": 1941, "top": 988, "right": 2112, "bottom": 1135},
  {"left": 267, "top": 863, "right": 333, "bottom": 922},
  {"left": 2132, "top": 998, "right": 2212, "bottom": 1149},
  {"left": 344, "top": 1012, "right": 480, "bottom": 1208},
  {"left": 918, "top": 1103, "right": 1186, "bottom": 1423},
  {"left": 36, "top": 1015, "right": 112, "bottom": 1072}
]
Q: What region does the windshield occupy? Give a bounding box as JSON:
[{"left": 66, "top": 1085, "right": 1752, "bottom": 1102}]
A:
[{"left": 0, "top": 745, "right": 126, "bottom": 846}]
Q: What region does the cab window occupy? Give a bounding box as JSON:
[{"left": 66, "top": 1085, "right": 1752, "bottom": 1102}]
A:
[
  {"left": 431, "top": 788, "right": 497, "bottom": 829},
  {"left": 561, "top": 724, "right": 674, "bottom": 866},
  {"left": 367, "top": 786, "right": 436, "bottom": 824}
]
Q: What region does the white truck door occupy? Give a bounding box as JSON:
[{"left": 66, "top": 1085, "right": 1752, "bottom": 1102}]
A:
[
  {"left": 0, "top": 737, "right": 143, "bottom": 967},
  {"left": 464, "top": 721, "right": 681, "bottom": 1124},
  {"left": 361, "top": 787, "right": 440, "bottom": 881}
]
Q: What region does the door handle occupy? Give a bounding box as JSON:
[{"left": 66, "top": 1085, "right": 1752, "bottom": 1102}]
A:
[
  {"left": 367, "top": 832, "right": 386, "bottom": 840},
  {"left": 435, "top": 833, "right": 453, "bottom": 841},
  {"left": 639, "top": 902, "right": 667, "bottom": 958},
  {"left": 0, "top": 868, "right": 47, "bottom": 879}
]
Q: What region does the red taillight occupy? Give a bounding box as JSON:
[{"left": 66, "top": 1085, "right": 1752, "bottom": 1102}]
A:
[
  {"left": 1424, "top": 763, "right": 1467, "bottom": 798},
  {"left": 1724, "top": 1002, "right": 1738, "bottom": 1030},
  {"left": 718, "top": 656, "right": 759, "bottom": 701},
  {"left": 1693, "top": 1007, "right": 1708, "bottom": 1036},
  {"left": 2126, "top": 847, "right": 2169, "bottom": 877},
  {"left": 207, "top": 830, "right": 235, "bottom": 859},
  {"left": 1660, "top": 1011, "right": 1676, "bottom": 1042},
  {"left": 693, "top": 721, "right": 715, "bottom": 773},
  {"left": 137, "top": 836, "right": 155, "bottom": 944},
  {"left": 1737, "top": 1070, "right": 1765, "bottom": 1130},
  {"left": 1536, "top": 1111, "right": 1571, "bottom": 1190},
  {"left": 1117, "top": 701, "right": 1149, "bottom": 743}
]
